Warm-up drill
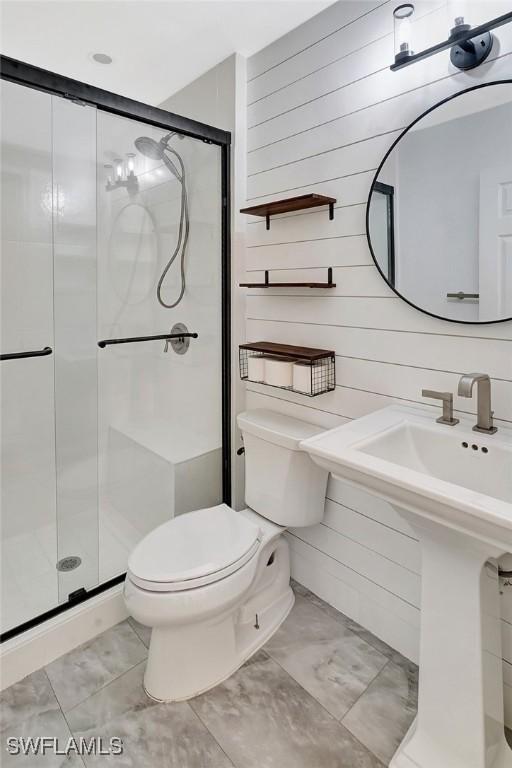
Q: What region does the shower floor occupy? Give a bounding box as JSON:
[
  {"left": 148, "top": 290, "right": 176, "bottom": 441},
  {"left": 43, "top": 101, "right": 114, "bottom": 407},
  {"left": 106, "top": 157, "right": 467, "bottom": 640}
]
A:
[
  {"left": 1, "top": 418, "right": 222, "bottom": 636},
  {"left": 0, "top": 505, "right": 139, "bottom": 635}
]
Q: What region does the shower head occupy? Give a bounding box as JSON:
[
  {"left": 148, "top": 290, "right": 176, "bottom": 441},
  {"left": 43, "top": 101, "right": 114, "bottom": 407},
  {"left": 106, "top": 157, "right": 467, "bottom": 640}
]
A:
[
  {"left": 134, "top": 131, "right": 183, "bottom": 159},
  {"left": 134, "top": 135, "right": 166, "bottom": 160},
  {"left": 134, "top": 132, "right": 183, "bottom": 181}
]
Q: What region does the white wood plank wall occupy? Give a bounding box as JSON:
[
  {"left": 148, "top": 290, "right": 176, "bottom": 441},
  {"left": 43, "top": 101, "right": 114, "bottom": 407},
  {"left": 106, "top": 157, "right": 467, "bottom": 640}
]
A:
[{"left": 243, "top": 0, "right": 512, "bottom": 705}]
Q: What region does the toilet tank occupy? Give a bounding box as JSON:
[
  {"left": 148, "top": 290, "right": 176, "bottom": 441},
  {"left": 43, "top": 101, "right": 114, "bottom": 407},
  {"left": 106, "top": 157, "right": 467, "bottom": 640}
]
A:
[{"left": 237, "top": 409, "right": 328, "bottom": 527}]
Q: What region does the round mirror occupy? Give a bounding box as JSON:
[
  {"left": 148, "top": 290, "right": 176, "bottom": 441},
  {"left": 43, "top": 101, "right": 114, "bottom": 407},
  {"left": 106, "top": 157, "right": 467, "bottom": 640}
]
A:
[{"left": 367, "top": 81, "right": 512, "bottom": 324}]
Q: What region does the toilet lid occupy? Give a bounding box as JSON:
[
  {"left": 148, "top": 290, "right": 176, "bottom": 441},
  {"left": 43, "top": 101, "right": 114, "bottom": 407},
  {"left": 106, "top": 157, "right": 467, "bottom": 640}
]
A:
[{"left": 127, "top": 504, "right": 262, "bottom": 591}]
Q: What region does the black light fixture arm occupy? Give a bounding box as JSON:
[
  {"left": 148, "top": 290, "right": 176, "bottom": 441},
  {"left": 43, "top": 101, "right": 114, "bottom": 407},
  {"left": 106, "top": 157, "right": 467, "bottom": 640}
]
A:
[{"left": 390, "top": 10, "right": 512, "bottom": 71}]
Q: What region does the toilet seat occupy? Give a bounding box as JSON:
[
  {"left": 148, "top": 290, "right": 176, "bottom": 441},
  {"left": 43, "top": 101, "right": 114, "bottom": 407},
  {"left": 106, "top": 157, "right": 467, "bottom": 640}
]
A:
[{"left": 127, "top": 504, "right": 262, "bottom": 593}]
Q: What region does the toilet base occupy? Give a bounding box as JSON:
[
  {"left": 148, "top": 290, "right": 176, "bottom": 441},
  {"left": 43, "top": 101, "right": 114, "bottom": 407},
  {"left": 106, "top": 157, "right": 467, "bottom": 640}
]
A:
[{"left": 143, "top": 585, "right": 294, "bottom": 702}]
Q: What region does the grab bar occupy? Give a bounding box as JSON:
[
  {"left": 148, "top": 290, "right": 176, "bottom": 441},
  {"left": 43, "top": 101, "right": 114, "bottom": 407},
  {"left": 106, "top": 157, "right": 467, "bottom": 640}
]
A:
[
  {"left": 0, "top": 346, "right": 53, "bottom": 361},
  {"left": 98, "top": 332, "right": 198, "bottom": 348}
]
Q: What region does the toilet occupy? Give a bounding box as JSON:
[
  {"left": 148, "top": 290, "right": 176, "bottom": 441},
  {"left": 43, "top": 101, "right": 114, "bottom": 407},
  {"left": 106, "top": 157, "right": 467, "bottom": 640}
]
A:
[{"left": 124, "top": 409, "right": 328, "bottom": 702}]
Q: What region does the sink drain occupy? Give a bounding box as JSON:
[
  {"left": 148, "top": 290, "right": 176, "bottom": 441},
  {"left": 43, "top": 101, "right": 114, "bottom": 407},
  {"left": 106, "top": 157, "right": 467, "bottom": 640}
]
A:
[{"left": 57, "top": 556, "right": 82, "bottom": 572}]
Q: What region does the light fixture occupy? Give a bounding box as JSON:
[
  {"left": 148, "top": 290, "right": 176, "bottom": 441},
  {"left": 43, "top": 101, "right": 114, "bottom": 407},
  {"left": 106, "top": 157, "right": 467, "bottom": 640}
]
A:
[
  {"left": 393, "top": 4, "right": 415, "bottom": 66},
  {"left": 103, "top": 164, "right": 113, "bottom": 186},
  {"left": 114, "top": 158, "right": 123, "bottom": 181},
  {"left": 126, "top": 153, "right": 136, "bottom": 175},
  {"left": 391, "top": 5, "right": 512, "bottom": 71},
  {"left": 104, "top": 157, "right": 138, "bottom": 195}
]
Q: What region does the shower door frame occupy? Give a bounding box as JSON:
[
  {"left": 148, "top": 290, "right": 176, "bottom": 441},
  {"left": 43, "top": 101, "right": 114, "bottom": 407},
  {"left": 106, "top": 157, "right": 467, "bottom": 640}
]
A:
[{"left": 0, "top": 55, "right": 232, "bottom": 642}]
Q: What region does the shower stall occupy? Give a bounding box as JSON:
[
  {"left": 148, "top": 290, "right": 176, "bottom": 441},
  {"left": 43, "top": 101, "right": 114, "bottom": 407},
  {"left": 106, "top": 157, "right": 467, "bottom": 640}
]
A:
[{"left": 0, "top": 57, "right": 231, "bottom": 640}]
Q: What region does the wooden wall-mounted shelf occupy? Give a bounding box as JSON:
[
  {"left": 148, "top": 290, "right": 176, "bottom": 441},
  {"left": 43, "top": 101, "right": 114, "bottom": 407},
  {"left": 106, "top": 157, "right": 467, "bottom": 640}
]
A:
[
  {"left": 240, "top": 341, "right": 334, "bottom": 361},
  {"left": 240, "top": 194, "right": 336, "bottom": 230},
  {"left": 240, "top": 268, "right": 336, "bottom": 289}
]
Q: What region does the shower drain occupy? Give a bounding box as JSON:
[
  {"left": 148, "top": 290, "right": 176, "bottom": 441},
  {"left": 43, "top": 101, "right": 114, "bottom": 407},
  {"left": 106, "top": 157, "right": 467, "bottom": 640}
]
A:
[{"left": 56, "top": 556, "right": 82, "bottom": 572}]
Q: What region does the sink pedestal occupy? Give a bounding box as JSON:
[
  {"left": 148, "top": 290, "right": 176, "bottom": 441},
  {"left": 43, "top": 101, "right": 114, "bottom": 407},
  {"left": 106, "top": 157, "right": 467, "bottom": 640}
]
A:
[
  {"left": 391, "top": 515, "right": 512, "bottom": 768},
  {"left": 300, "top": 405, "right": 512, "bottom": 768}
]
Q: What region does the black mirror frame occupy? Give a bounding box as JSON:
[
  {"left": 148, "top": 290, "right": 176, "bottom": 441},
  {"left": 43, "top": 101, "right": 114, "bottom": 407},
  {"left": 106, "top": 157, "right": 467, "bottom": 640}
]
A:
[{"left": 366, "top": 79, "right": 512, "bottom": 326}]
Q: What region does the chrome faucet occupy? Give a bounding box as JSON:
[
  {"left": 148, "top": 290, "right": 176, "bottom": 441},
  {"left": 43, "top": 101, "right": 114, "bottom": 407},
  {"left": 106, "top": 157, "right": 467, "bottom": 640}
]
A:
[{"left": 457, "top": 373, "right": 497, "bottom": 434}]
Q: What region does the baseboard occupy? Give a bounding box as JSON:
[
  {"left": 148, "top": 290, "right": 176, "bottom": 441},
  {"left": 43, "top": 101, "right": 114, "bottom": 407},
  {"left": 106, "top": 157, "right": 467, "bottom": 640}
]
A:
[{"left": 0, "top": 584, "right": 128, "bottom": 691}]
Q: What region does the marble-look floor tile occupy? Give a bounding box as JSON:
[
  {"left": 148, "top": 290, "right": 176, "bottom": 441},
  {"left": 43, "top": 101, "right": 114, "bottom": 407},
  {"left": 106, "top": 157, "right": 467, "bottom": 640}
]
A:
[
  {"left": 342, "top": 658, "right": 418, "bottom": 765},
  {"left": 290, "top": 580, "right": 398, "bottom": 661},
  {"left": 1, "top": 705, "right": 84, "bottom": 767},
  {"left": 0, "top": 669, "right": 58, "bottom": 731},
  {"left": 67, "top": 662, "right": 234, "bottom": 767},
  {"left": 127, "top": 616, "right": 151, "bottom": 648},
  {"left": 45, "top": 621, "right": 147, "bottom": 712},
  {"left": 265, "top": 594, "right": 388, "bottom": 719},
  {"left": 190, "top": 650, "right": 384, "bottom": 768}
]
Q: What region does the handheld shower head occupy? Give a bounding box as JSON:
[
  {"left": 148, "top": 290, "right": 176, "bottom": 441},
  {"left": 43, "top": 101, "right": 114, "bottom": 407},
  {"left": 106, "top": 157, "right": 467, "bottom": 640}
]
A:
[
  {"left": 134, "top": 135, "right": 164, "bottom": 160},
  {"left": 134, "top": 133, "right": 182, "bottom": 181},
  {"left": 134, "top": 132, "right": 182, "bottom": 159},
  {"left": 133, "top": 131, "right": 189, "bottom": 309}
]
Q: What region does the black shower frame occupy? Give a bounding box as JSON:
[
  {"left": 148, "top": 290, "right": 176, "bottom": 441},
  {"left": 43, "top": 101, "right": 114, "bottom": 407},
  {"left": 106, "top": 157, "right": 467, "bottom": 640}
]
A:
[{"left": 0, "top": 56, "right": 232, "bottom": 643}]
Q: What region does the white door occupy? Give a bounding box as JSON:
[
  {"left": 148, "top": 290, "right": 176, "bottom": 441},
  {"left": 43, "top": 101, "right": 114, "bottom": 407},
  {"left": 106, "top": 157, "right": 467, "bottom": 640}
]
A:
[{"left": 479, "top": 166, "right": 512, "bottom": 321}]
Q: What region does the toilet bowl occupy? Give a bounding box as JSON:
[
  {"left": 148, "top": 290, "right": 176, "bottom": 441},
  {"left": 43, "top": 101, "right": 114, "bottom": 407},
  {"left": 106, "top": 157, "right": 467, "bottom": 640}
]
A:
[{"left": 124, "top": 409, "right": 328, "bottom": 702}]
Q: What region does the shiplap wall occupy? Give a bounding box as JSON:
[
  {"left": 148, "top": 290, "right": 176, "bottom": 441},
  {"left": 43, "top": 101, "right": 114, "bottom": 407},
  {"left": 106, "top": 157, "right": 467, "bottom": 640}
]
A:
[{"left": 243, "top": 0, "right": 512, "bottom": 690}]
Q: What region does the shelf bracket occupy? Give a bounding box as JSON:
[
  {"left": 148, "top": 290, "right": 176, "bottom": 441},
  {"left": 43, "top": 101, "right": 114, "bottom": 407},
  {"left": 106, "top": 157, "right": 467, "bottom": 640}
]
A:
[
  {"left": 264, "top": 203, "right": 334, "bottom": 230},
  {"left": 239, "top": 267, "right": 335, "bottom": 289}
]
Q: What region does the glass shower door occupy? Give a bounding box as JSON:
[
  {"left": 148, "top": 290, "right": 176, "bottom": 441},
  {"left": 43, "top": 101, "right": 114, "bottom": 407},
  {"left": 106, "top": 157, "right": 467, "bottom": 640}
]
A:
[
  {"left": 1, "top": 76, "right": 226, "bottom": 637},
  {"left": 1, "top": 84, "right": 100, "bottom": 634},
  {"left": 52, "top": 95, "right": 99, "bottom": 602},
  {"left": 0, "top": 81, "right": 58, "bottom": 633},
  {"left": 96, "top": 112, "right": 224, "bottom": 584}
]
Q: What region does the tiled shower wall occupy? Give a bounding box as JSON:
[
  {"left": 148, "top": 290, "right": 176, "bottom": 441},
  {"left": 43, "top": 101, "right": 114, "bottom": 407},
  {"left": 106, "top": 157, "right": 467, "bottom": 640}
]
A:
[{"left": 243, "top": 0, "right": 512, "bottom": 703}]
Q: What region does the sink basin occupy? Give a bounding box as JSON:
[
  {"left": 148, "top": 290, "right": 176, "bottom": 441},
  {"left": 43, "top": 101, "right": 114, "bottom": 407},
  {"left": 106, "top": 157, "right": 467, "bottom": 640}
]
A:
[
  {"left": 301, "top": 405, "right": 512, "bottom": 768},
  {"left": 301, "top": 405, "right": 512, "bottom": 549}
]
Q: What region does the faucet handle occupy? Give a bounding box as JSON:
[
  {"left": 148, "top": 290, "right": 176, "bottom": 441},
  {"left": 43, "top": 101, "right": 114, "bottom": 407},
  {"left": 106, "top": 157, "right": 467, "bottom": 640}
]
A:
[{"left": 422, "top": 389, "right": 459, "bottom": 426}]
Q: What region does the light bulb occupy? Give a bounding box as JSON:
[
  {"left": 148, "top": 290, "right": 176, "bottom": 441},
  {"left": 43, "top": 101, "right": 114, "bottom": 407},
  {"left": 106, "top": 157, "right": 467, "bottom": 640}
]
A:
[
  {"left": 126, "top": 153, "right": 135, "bottom": 175},
  {"left": 114, "top": 159, "right": 123, "bottom": 181},
  {"left": 449, "top": 1, "right": 469, "bottom": 29},
  {"left": 398, "top": 16, "right": 411, "bottom": 47},
  {"left": 104, "top": 164, "right": 113, "bottom": 185}
]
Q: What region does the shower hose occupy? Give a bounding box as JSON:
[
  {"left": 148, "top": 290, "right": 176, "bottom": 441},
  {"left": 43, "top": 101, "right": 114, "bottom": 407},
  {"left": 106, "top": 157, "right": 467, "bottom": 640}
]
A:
[{"left": 157, "top": 147, "right": 190, "bottom": 309}]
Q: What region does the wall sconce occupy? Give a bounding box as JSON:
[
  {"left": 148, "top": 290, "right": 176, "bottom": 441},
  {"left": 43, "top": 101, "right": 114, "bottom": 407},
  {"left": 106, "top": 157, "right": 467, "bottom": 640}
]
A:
[
  {"left": 391, "top": 4, "right": 512, "bottom": 71},
  {"left": 104, "top": 154, "right": 139, "bottom": 195},
  {"left": 393, "top": 4, "right": 415, "bottom": 66}
]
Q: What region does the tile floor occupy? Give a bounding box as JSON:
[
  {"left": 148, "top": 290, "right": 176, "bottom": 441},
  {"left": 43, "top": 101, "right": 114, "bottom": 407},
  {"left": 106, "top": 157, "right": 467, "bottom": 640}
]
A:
[{"left": 0, "top": 582, "right": 419, "bottom": 767}]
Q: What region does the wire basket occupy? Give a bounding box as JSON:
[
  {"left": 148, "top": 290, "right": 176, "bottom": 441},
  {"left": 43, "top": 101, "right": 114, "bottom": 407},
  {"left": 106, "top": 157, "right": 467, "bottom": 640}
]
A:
[{"left": 239, "top": 344, "right": 335, "bottom": 397}]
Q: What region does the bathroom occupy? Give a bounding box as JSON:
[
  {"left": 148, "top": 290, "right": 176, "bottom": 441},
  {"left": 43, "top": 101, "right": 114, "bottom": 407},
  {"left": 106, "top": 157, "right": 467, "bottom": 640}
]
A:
[{"left": 0, "top": 1, "right": 511, "bottom": 766}]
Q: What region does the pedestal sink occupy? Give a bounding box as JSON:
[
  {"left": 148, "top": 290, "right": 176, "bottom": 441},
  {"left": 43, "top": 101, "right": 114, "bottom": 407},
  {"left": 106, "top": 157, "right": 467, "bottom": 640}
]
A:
[{"left": 300, "top": 405, "right": 512, "bottom": 768}]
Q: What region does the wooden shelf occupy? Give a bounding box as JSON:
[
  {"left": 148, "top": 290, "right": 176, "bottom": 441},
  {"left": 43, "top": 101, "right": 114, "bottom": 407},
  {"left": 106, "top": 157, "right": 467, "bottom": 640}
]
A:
[
  {"left": 240, "top": 193, "right": 336, "bottom": 230},
  {"left": 239, "top": 341, "right": 334, "bottom": 362},
  {"left": 240, "top": 268, "right": 336, "bottom": 289}
]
